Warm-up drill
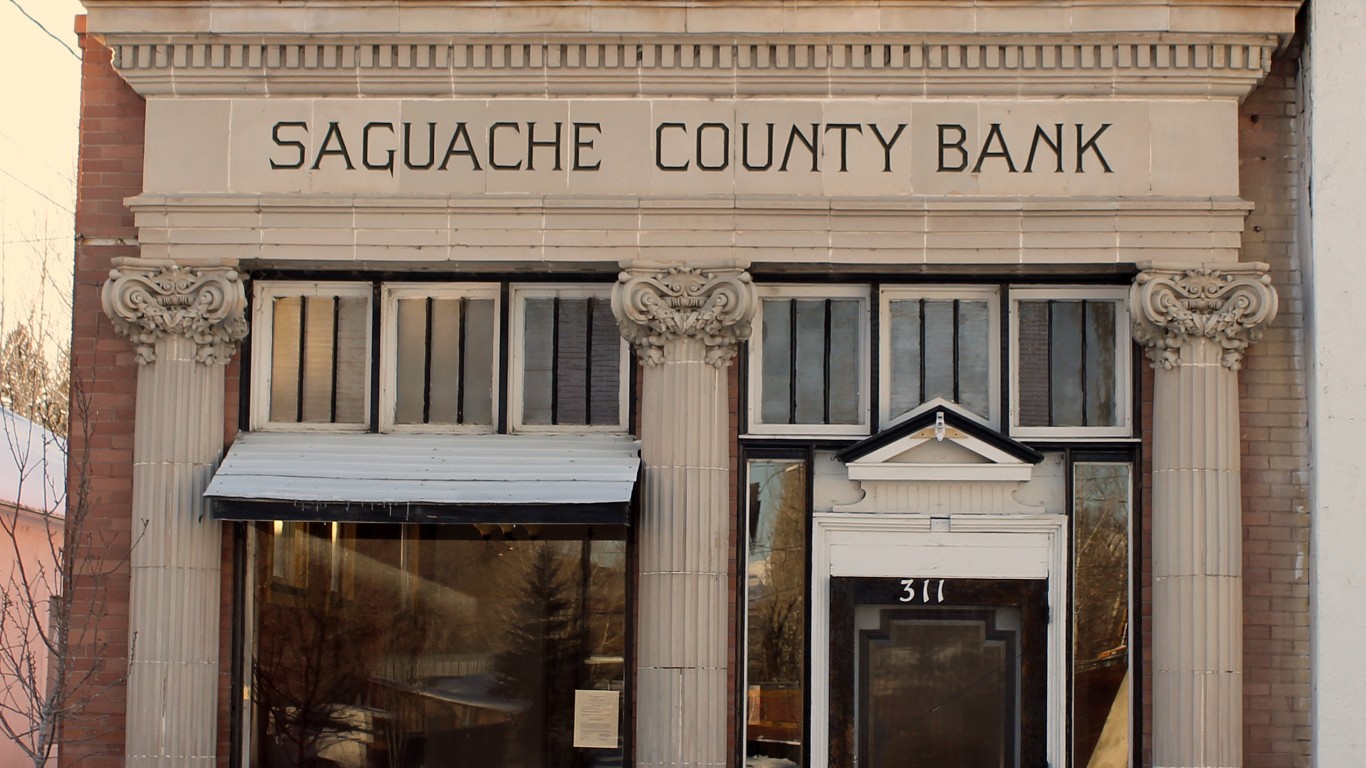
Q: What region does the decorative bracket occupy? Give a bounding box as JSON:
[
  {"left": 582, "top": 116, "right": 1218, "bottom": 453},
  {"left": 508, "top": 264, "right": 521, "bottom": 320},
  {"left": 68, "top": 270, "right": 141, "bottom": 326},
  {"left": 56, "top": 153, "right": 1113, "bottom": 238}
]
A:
[
  {"left": 101, "top": 258, "right": 248, "bottom": 366},
  {"left": 1130, "top": 263, "right": 1277, "bottom": 371},
  {"left": 611, "top": 264, "right": 756, "bottom": 367}
]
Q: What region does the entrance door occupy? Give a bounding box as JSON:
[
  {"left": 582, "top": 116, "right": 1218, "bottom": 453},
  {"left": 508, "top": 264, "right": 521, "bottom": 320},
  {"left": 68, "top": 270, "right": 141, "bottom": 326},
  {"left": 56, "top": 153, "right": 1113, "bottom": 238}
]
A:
[{"left": 828, "top": 578, "right": 1047, "bottom": 768}]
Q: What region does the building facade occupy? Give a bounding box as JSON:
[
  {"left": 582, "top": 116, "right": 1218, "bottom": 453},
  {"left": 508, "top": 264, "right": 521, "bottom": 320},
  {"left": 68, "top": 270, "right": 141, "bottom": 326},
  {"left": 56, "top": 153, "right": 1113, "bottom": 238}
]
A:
[{"left": 64, "top": 1, "right": 1350, "bottom": 767}]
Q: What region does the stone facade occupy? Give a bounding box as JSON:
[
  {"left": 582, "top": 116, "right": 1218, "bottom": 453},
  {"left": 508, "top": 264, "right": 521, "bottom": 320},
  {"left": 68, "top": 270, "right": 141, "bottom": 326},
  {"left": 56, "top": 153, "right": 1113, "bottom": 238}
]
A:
[{"left": 61, "top": 2, "right": 1343, "bottom": 768}]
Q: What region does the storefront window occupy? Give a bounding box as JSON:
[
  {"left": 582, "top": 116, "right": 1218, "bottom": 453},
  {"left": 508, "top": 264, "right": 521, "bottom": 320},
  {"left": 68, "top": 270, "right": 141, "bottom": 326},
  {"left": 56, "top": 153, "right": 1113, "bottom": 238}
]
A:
[
  {"left": 1072, "top": 462, "right": 1133, "bottom": 768},
  {"left": 248, "top": 523, "right": 628, "bottom": 768},
  {"left": 745, "top": 458, "right": 808, "bottom": 767}
]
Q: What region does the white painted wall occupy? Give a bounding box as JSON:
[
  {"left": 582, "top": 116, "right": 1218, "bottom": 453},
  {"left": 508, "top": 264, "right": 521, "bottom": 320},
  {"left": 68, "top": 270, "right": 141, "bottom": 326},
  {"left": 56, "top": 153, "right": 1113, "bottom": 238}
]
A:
[{"left": 1307, "top": 1, "right": 1366, "bottom": 764}]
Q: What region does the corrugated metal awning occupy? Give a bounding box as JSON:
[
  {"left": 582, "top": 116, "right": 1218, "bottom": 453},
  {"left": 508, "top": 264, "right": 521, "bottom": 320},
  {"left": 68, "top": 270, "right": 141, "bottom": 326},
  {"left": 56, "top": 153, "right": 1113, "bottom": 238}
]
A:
[{"left": 205, "top": 431, "right": 639, "bottom": 525}]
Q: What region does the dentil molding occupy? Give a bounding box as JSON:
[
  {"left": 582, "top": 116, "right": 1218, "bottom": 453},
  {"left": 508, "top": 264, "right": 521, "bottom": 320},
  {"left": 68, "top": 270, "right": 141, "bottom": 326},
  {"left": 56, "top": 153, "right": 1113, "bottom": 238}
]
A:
[
  {"left": 101, "top": 259, "right": 248, "bottom": 366},
  {"left": 1130, "top": 263, "right": 1278, "bottom": 371},
  {"left": 612, "top": 265, "right": 756, "bottom": 367},
  {"left": 100, "top": 34, "right": 1282, "bottom": 98}
]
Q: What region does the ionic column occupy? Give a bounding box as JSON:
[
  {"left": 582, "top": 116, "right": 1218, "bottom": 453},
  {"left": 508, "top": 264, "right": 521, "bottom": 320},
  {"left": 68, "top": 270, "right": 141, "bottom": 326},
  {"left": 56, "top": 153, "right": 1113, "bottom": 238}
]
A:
[
  {"left": 102, "top": 258, "right": 247, "bottom": 767},
  {"left": 613, "top": 264, "right": 756, "bottom": 768},
  {"left": 1131, "top": 263, "right": 1277, "bottom": 768}
]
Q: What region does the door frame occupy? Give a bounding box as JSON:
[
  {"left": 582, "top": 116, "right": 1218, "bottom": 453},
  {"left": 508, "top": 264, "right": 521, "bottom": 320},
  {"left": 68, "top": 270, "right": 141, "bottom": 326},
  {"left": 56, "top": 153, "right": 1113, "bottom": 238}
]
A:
[{"left": 809, "top": 512, "right": 1068, "bottom": 768}]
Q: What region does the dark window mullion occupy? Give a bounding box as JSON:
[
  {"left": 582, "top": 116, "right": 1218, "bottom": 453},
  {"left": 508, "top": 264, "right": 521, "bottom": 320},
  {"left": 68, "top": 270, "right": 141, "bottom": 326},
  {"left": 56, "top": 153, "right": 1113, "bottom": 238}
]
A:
[
  {"left": 788, "top": 300, "right": 798, "bottom": 424},
  {"left": 551, "top": 296, "right": 561, "bottom": 425},
  {"left": 822, "top": 299, "right": 832, "bottom": 425},
  {"left": 952, "top": 299, "right": 961, "bottom": 403},
  {"left": 296, "top": 296, "right": 308, "bottom": 423},
  {"left": 1080, "top": 300, "right": 1090, "bottom": 427},
  {"left": 329, "top": 297, "right": 340, "bottom": 424},
  {"left": 456, "top": 297, "right": 467, "bottom": 425},
  {"left": 585, "top": 297, "right": 595, "bottom": 425},
  {"left": 1047, "top": 300, "right": 1056, "bottom": 427},
  {"left": 422, "top": 296, "right": 434, "bottom": 425},
  {"left": 918, "top": 300, "right": 927, "bottom": 405}
]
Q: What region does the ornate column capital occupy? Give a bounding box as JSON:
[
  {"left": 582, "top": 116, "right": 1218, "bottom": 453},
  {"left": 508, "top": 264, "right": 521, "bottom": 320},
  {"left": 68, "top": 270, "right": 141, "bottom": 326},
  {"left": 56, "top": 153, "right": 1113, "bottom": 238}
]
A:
[
  {"left": 612, "top": 264, "right": 757, "bottom": 367},
  {"left": 1130, "top": 263, "right": 1278, "bottom": 371},
  {"left": 101, "top": 258, "right": 248, "bottom": 366}
]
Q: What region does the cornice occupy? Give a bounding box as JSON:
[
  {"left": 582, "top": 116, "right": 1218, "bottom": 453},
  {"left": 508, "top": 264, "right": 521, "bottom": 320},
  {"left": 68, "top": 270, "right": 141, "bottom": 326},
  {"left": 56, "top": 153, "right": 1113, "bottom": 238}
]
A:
[{"left": 101, "top": 32, "right": 1282, "bottom": 98}]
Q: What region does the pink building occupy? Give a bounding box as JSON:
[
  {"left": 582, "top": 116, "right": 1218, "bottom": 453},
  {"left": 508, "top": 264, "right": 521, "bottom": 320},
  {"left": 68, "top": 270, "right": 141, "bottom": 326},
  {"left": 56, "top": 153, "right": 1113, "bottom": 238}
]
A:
[{"left": 0, "top": 408, "right": 65, "bottom": 767}]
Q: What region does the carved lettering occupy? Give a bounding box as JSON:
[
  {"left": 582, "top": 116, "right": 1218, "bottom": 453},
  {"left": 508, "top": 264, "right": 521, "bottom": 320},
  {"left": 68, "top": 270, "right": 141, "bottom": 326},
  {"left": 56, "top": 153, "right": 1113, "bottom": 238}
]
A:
[
  {"left": 310, "top": 122, "right": 353, "bottom": 170},
  {"left": 270, "top": 121, "right": 308, "bottom": 170},
  {"left": 869, "top": 123, "right": 907, "bottom": 173},
  {"left": 572, "top": 122, "right": 602, "bottom": 171}
]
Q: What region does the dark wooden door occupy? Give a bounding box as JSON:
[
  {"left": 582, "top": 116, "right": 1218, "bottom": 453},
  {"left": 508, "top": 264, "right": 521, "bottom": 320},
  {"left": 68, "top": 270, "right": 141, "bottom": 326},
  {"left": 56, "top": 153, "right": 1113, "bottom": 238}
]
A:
[{"left": 829, "top": 578, "right": 1048, "bottom": 768}]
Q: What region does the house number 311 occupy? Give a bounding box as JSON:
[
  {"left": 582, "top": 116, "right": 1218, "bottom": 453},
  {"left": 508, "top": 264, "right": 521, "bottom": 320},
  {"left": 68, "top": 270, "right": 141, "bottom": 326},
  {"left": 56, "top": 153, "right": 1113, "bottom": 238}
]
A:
[{"left": 899, "top": 578, "right": 946, "bottom": 604}]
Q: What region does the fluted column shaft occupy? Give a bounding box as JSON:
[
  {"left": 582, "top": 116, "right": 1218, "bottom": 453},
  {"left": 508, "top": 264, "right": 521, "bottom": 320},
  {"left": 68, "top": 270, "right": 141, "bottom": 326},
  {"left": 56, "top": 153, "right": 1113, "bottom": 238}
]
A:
[
  {"left": 102, "top": 259, "right": 247, "bottom": 767},
  {"left": 1132, "top": 263, "right": 1277, "bottom": 768},
  {"left": 613, "top": 264, "right": 755, "bottom": 768}
]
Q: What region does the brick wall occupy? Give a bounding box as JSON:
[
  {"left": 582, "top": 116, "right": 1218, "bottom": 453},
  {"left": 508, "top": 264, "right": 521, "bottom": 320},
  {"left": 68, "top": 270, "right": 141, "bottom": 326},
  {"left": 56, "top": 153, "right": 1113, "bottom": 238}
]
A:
[
  {"left": 62, "top": 29, "right": 143, "bottom": 768},
  {"left": 66, "top": 30, "right": 240, "bottom": 768},
  {"left": 1237, "top": 27, "right": 1313, "bottom": 768}
]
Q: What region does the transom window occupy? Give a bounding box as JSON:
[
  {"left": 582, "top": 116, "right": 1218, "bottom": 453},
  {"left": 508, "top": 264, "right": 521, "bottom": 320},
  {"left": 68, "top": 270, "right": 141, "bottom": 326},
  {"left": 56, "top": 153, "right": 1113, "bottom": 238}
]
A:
[
  {"left": 510, "top": 285, "right": 628, "bottom": 432},
  {"left": 251, "top": 280, "right": 627, "bottom": 433},
  {"left": 252, "top": 282, "right": 373, "bottom": 432},
  {"left": 880, "top": 287, "right": 999, "bottom": 427},
  {"left": 1010, "top": 287, "right": 1131, "bottom": 438},
  {"left": 748, "top": 286, "right": 870, "bottom": 436},
  {"left": 747, "top": 283, "right": 1130, "bottom": 439},
  {"left": 380, "top": 283, "right": 499, "bottom": 432}
]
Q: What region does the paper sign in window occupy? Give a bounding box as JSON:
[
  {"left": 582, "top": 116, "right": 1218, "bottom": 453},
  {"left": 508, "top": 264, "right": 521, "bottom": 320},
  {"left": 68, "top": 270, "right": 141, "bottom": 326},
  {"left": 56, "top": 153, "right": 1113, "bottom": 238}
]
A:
[{"left": 573, "top": 689, "right": 620, "bottom": 748}]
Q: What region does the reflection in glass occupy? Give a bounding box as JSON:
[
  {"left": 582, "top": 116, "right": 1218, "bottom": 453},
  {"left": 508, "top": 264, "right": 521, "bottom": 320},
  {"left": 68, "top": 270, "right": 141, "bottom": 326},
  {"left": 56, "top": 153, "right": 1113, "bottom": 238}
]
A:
[
  {"left": 860, "top": 607, "right": 1019, "bottom": 768},
  {"left": 250, "top": 523, "right": 627, "bottom": 768},
  {"left": 1072, "top": 463, "right": 1132, "bottom": 767},
  {"left": 745, "top": 460, "right": 808, "bottom": 767}
]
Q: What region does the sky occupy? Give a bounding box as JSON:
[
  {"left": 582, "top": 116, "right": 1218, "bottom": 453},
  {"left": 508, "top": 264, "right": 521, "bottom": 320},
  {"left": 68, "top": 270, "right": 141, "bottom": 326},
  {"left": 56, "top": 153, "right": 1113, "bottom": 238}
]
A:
[{"left": 0, "top": 0, "right": 84, "bottom": 360}]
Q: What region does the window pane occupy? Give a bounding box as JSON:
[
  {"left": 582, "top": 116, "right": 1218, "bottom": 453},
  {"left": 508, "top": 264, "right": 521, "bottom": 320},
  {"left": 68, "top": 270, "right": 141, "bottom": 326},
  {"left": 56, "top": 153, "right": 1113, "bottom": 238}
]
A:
[
  {"left": 793, "top": 300, "right": 827, "bottom": 424},
  {"left": 1073, "top": 463, "right": 1132, "bottom": 768},
  {"left": 268, "top": 293, "right": 368, "bottom": 425},
  {"left": 554, "top": 299, "right": 590, "bottom": 425},
  {"left": 462, "top": 299, "right": 497, "bottom": 426},
  {"left": 299, "top": 296, "right": 337, "bottom": 423},
  {"left": 922, "top": 301, "right": 956, "bottom": 404},
  {"left": 1017, "top": 297, "right": 1123, "bottom": 430},
  {"left": 1050, "top": 302, "right": 1085, "bottom": 427},
  {"left": 520, "top": 294, "right": 620, "bottom": 428},
  {"left": 746, "top": 459, "right": 808, "bottom": 767},
  {"left": 1084, "top": 302, "right": 1119, "bottom": 427},
  {"left": 251, "top": 523, "right": 628, "bottom": 768},
  {"left": 957, "top": 300, "right": 991, "bottom": 419},
  {"left": 759, "top": 297, "right": 861, "bottom": 427},
  {"left": 522, "top": 298, "right": 555, "bottom": 425},
  {"left": 588, "top": 298, "right": 621, "bottom": 426},
  {"left": 394, "top": 298, "right": 428, "bottom": 425},
  {"left": 333, "top": 298, "right": 369, "bottom": 424},
  {"left": 827, "top": 299, "right": 862, "bottom": 425},
  {"left": 887, "top": 300, "right": 922, "bottom": 422},
  {"left": 269, "top": 297, "right": 302, "bottom": 423},
  {"left": 761, "top": 299, "right": 794, "bottom": 424},
  {"left": 886, "top": 298, "right": 991, "bottom": 423},
  {"left": 1016, "top": 301, "right": 1051, "bottom": 427},
  {"left": 426, "top": 299, "right": 463, "bottom": 424}
]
